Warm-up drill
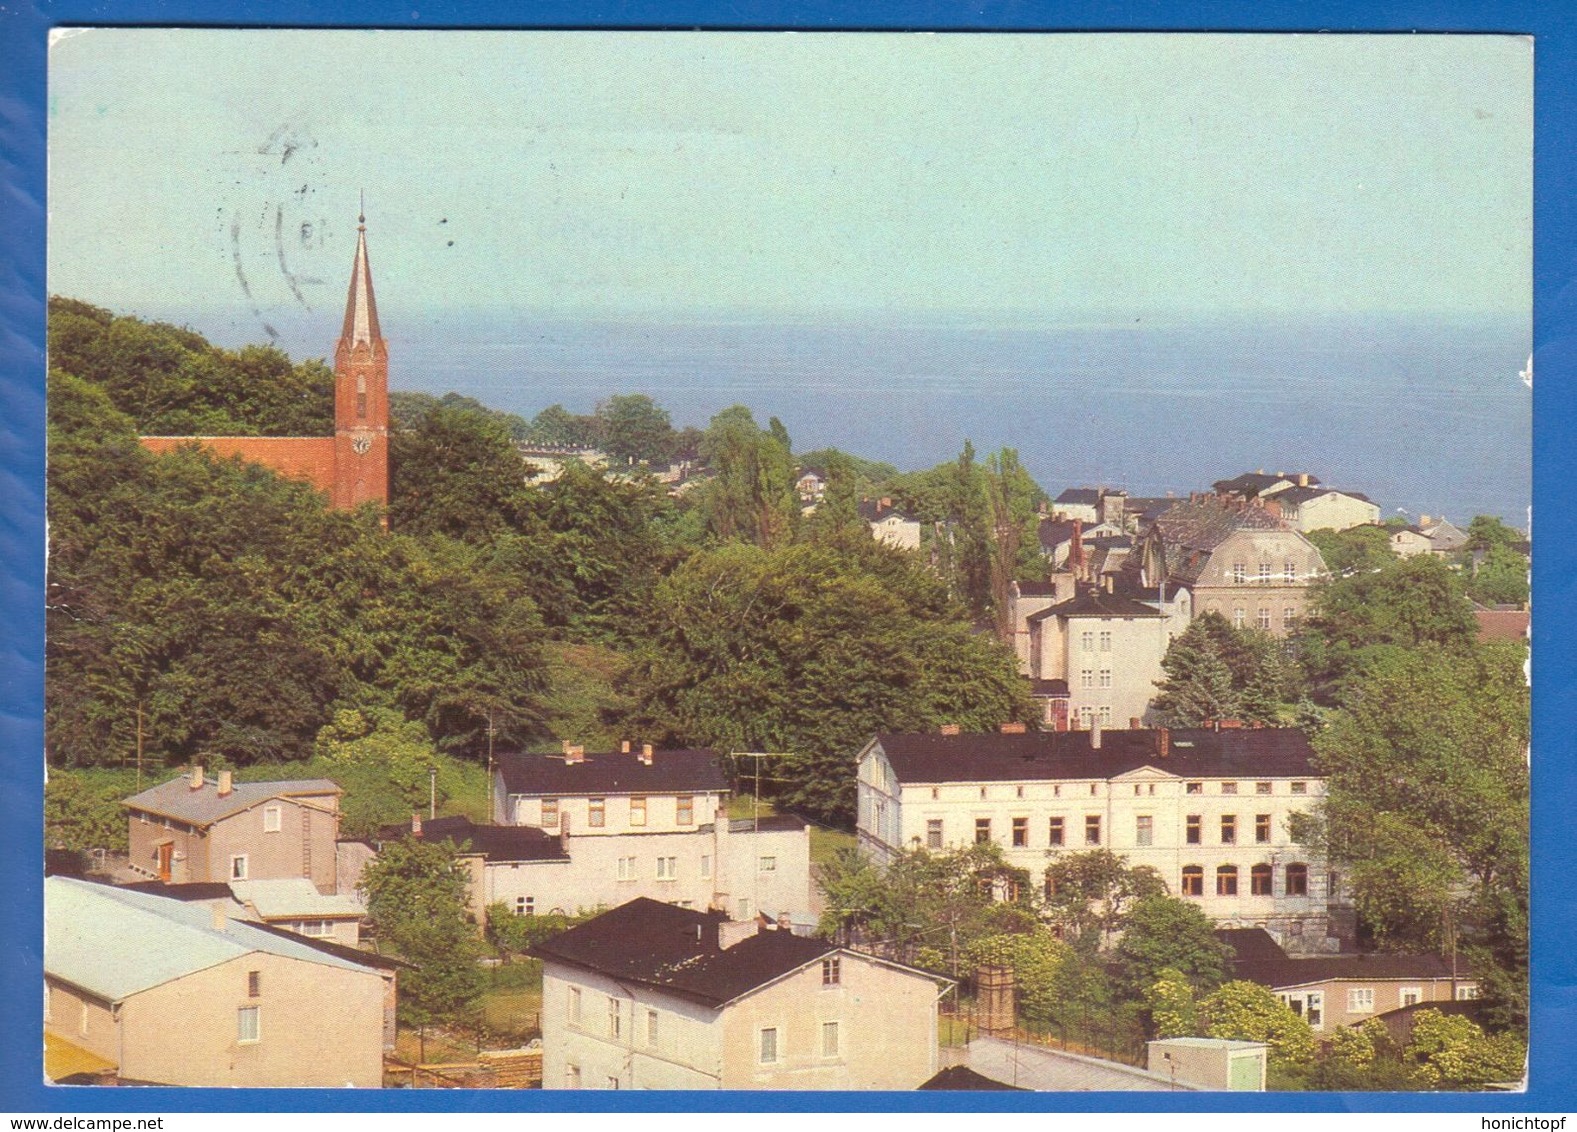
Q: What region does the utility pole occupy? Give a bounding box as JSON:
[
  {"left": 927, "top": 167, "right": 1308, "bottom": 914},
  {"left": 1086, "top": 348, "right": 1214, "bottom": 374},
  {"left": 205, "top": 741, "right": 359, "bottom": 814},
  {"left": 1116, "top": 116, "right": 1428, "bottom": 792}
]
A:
[
  {"left": 485, "top": 710, "right": 497, "bottom": 825},
  {"left": 134, "top": 700, "right": 145, "bottom": 793}
]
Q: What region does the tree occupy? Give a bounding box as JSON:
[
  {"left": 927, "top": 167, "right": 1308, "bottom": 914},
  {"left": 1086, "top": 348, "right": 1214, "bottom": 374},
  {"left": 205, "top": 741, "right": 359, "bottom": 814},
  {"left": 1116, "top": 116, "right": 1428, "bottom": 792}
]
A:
[
  {"left": 983, "top": 449, "right": 1048, "bottom": 644},
  {"left": 44, "top": 770, "right": 132, "bottom": 854},
  {"left": 1113, "top": 895, "right": 1232, "bottom": 998},
  {"left": 1143, "top": 968, "right": 1200, "bottom": 1039},
  {"left": 1305, "top": 525, "right": 1395, "bottom": 577},
  {"left": 388, "top": 402, "right": 539, "bottom": 540},
  {"left": 1465, "top": 543, "right": 1528, "bottom": 608},
  {"left": 1296, "top": 643, "right": 1528, "bottom": 1030},
  {"left": 1152, "top": 613, "right": 1300, "bottom": 726},
  {"left": 1040, "top": 849, "right": 1168, "bottom": 949},
  {"left": 1200, "top": 980, "right": 1316, "bottom": 1068},
  {"left": 1403, "top": 1009, "right": 1526, "bottom": 1090},
  {"left": 692, "top": 405, "right": 799, "bottom": 548},
  {"left": 594, "top": 393, "right": 676, "bottom": 465},
  {"left": 359, "top": 837, "right": 485, "bottom": 1027},
  {"left": 525, "top": 403, "right": 598, "bottom": 447}
]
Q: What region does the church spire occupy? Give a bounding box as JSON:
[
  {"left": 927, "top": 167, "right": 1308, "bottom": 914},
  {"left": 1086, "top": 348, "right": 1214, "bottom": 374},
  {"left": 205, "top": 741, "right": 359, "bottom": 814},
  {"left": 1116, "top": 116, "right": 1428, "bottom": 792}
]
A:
[{"left": 340, "top": 201, "right": 382, "bottom": 347}]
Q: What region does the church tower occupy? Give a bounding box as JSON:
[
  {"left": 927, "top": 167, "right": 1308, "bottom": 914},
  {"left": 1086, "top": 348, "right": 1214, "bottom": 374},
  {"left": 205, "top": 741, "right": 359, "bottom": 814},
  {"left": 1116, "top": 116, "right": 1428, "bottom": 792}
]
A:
[{"left": 331, "top": 207, "right": 390, "bottom": 513}]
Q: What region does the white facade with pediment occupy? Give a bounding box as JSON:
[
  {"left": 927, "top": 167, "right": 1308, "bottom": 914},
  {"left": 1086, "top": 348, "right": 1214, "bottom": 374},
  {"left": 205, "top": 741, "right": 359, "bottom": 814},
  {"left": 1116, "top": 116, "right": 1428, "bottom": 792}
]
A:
[{"left": 856, "top": 739, "right": 1347, "bottom": 953}]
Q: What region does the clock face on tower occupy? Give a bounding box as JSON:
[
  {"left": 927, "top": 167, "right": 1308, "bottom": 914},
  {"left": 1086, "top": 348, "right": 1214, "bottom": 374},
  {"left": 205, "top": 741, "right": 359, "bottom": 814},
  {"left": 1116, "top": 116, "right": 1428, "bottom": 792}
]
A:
[{"left": 352, "top": 434, "right": 372, "bottom": 455}]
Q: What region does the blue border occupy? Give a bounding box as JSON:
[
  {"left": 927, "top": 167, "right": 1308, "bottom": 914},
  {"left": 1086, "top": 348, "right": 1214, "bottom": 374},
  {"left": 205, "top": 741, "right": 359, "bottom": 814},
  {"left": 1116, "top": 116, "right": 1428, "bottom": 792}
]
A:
[{"left": 1, "top": 0, "right": 1566, "bottom": 1115}]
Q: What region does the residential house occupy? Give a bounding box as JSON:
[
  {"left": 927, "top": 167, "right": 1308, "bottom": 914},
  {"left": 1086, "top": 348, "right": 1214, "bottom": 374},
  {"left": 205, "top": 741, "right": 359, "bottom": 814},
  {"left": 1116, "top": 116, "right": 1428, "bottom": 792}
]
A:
[
  {"left": 1129, "top": 495, "right": 1327, "bottom": 637},
  {"left": 479, "top": 744, "right": 812, "bottom": 924},
  {"left": 1265, "top": 487, "right": 1380, "bottom": 534},
  {"left": 123, "top": 766, "right": 342, "bottom": 893},
  {"left": 1218, "top": 928, "right": 1476, "bottom": 1033},
  {"left": 45, "top": 877, "right": 386, "bottom": 1087},
  {"left": 1390, "top": 525, "right": 1435, "bottom": 558},
  {"left": 857, "top": 498, "right": 922, "bottom": 551},
  {"left": 856, "top": 727, "right": 1349, "bottom": 951},
  {"left": 1418, "top": 515, "right": 1469, "bottom": 557},
  {"left": 795, "top": 468, "right": 827, "bottom": 503},
  {"left": 229, "top": 878, "right": 364, "bottom": 947},
  {"left": 1036, "top": 517, "right": 1124, "bottom": 569},
  {"left": 533, "top": 898, "right": 951, "bottom": 1090},
  {"left": 1211, "top": 471, "right": 1320, "bottom": 504}
]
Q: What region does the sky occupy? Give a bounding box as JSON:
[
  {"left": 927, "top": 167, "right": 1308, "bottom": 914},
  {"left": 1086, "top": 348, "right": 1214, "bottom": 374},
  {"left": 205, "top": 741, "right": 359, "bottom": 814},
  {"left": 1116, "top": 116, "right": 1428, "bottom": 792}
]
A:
[{"left": 47, "top": 30, "right": 1532, "bottom": 328}]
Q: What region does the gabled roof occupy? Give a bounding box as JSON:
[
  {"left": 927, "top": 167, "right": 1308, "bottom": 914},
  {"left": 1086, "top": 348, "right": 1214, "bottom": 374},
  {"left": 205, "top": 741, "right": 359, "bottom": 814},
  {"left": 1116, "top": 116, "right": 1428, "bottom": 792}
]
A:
[
  {"left": 1054, "top": 488, "right": 1101, "bottom": 506},
  {"left": 374, "top": 814, "right": 570, "bottom": 863},
  {"left": 122, "top": 774, "right": 340, "bottom": 828},
  {"left": 1217, "top": 926, "right": 1467, "bottom": 988},
  {"left": 867, "top": 728, "right": 1317, "bottom": 785},
  {"left": 857, "top": 499, "right": 919, "bottom": 523},
  {"left": 530, "top": 898, "right": 840, "bottom": 1008},
  {"left": 45, "top": 877, "right": 379, "bottom": 1004},
  {"left": 1278, "top": 485, "right": 1374, "bottom": 508},
  {"left": 1025, "top": 588, "right": 1163, "bottom": 623},
  {"left": 1215, "top": 927, "right": 1290, "bottom": 964},
  {"left": 495, "top": 748, "right": 728, "bottom": 798},
  {"left": 1212, "top": 472, "right": 1319, "bottom": 498},
  {"left": 919, "top": 1065, "right": 1028, "bottom": 1091},
  {"left": 229, "top": 878, "right": 363, "bottom": 920}
]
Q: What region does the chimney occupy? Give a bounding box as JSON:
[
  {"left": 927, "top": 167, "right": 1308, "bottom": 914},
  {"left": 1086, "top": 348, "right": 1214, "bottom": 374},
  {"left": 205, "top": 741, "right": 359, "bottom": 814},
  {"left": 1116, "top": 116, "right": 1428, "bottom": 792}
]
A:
[
  {"left": 879, "top": 497, "right": 892, "bottom": 510},
  {"left": 1130, "top": 717, "right": 1141, "bottom": 730},
  {"left": 1090, "top": 719, "right": 1103, "bottom": 749},
  {"left": 411, "top": 812, "right": 422, "bottom": 838},
  {"left": 1420, "top": 514, "right": 1433, "bottom": 529},
  {"left": 217, "top": 770, "right": 233, "bottom": 797},
  {"left": 189, "top": 764, "right": 204, "bottom": 791},
  {"left": 1103, "top": 574, "right": 1114, "bottom": 594},
  {"left": 1220, "top": 719, "right": 1243, "bottom": 729},
  {"left": 1297, "top": 473, "right": 1310, "bottom": 487},
  {"left": 1157, "top": 727, "right": 1170, "bottom": 758},
  {"left": 564, "top": 743, "right": 584, "bottom": 765},
  {"left": 940, "top": 723, "right": 961, "bottom": 736},
  {"left": 999, "top": 721, "right": 1027, "bottom": 735},
  {"left": 777, "top": 912, "right": 792, "bottom": 931},
  {"left": 621, "top": 739, "right": 631, "bottom": 754},
  {"left": 718, "top": 919, "right": 760, "bottom": 950},
  {"left": 640, "top": 743, "right": 654, "bottom": 765}
]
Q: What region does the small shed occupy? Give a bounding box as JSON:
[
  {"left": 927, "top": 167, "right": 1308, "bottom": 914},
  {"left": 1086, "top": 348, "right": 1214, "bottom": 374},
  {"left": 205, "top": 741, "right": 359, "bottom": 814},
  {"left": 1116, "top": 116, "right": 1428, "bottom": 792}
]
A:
[{"left": 1146, "top": 1037, "right": 1267, "bottom": 1091}]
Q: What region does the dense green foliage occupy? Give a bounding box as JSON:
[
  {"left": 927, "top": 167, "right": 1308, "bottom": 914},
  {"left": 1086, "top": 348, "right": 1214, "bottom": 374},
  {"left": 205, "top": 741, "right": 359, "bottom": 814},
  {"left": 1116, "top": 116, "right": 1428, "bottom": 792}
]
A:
[
  {"left": 1152, "top": 612, "right": 1303, "bottom": 726},
  {"left": 1305, "top": 525, "right": 1395, "bottom": 577},
  {"left": 1111, "top": 895, "right": 1231, "bottom": 998},
  {"left": 1040, "top": 849, "right": 1167, "bottom": 949}
]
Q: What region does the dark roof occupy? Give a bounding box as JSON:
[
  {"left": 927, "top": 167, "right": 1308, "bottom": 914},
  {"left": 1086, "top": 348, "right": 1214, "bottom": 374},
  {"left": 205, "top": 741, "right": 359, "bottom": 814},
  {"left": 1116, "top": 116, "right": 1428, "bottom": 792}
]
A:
[
  {"left": 869, "top": 728, "right": 1317, "bottom": 785},
  {"left": 245, "top": 920, "right": 413, "bottom": 972},
  {"left": 1215, "top": 928, "right": 1289, "bottom": 964},
  {"left": 1231, "top": 952, "right": 1466, "bottom": 989},
  {"left": 1278, "top": 485, "right": 1374, "bottom": 507},
  {"left": 495, "top": 748, "right": 729, "bottom": 797},
  {"left": 374, "top": 815, "right": 569, "bottom": 863},
  {"left": 115, "top": 881, "right": 236, "bottom": 902},
  {"left": 1054, "top": 488, "right": 1100, "bottom": 506},
  {"left": 529, "top": 898, "right": 839, "bottom": 1008},
  {"left": 1213, "top": 472, "right": 1319, "bottom": 497},
  {"left": 1025, "top": 588, "right": 1163, "bottom": 623},
  {"left": 857, "top": 499, "right": 918, "bottom": 523},
  {"left": 727, "top": 815, "right": 808, "bottom": 834},
  {"left": 919, "top": 1065, "right": 1028, "bottom": 1091},
  {"left": 1029, "top": 678, "right": 1070, "bottom": 697},
  {"left": 1014, "top": 580, "right": 1060, "bottom": 598}
]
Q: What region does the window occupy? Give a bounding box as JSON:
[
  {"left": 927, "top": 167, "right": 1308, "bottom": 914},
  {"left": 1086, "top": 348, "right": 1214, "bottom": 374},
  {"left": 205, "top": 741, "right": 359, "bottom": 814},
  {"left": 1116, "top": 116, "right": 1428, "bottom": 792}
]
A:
[
  {"left": 676, "top": 795, "right": 695, "bottom": 825},
  {"left": 588, "top": 798, "right": 606, "bottom": 828},
  {"left": 1250, "top": 864, "right": 1273, "bottom": 895},
  {"left": 230, "top": 854, "right": 248, "bottom": 881},
  {"left": 564, "top": 1064, "right": 581, "bottom": 1089},
  {"left": 617, "top": 856, "right": 636, "bottom": 882},
  {"left": 1099, "top": 669, "right": 1112, "bottom": 689},
  {"left": 759, "top": 1027, "right": 779, "bottom": 1064},
  {"left": 237, "top": 1005, "right": 260, "bottom": 1043},
  {"left": 822, "top": 1020, "right": 840, "bottom": 1057},
  {"left": 701, "top": 855, "right": 712, "bottom": 879},
  {"left": 1258, "top": 607, "right": 1272, "bottom": 630},
  {"left": 1082, "top": 631, "right": 1094, "bottom": 652},
  {"left": 1256, "top": 814, "right": 1272, "bottom": 843},
  {"left": 975, "top": 818, "right": 992, "bottom": 845},
  {"left": 1290, "top": 781, "right": 1308, "bottom": 795},
  {"left": 1216, "top": 865, "right": 1239, "bottom": 896},
  {"left": 607, "top": 996, "right": 621, "bottom": 1039},
  {"left": 656, "top": 856, "right": 677, "bottom": 880},
  {"left": 1220, "top": 781, "right": 1238, "bottom": 795},
  {"left": 263, "top": 806, "right": 282, "bottom": 833},
  {"left": 630, "top": 796, "right": 647, "bottom": 827},
  {"left": 1085, "top": 815, "right": 1101, "bottom": 846},
  {"left": 247, "top": 971, "right": 261, "bottom": 998},
  {"left": 647, "top": 1008, "right": 659, "bottom": 1046},
  {"left": 1233, "top": 607, "right": 1245, "bottom": 628},
  {"left": 931, "top": 787, "right": 940, "bottom": 800},
  {"left": 1306, "top": 991, "right": 1324, "bottom": 1029},
  {"left": 357, "top": 392, "right": 368, "bottom": 418},
  {"left": 1256, "top": 782, "right": 1272, "bottom": 795},
  {"left": 1285, "top": 561, "right": 1296, "bottom": 582},
  {"left": 1456, "top": 985, "right": 1480, "bottom": 1001},
  {"left": 541, "top": 798, "right": 560, "bottom": 828},
  {"left": 1016, "top": 785, "right": 1024, "bottom": 798},
  {"left": 1012, "top": 817, "right": 1028, "bottom": 847},
  {"left": 1220, "top": 815, "right": 1237, "bottom": 844},
  {"left": 1185, "top": 815, "right": 1202, "bottom": 844},
  {"left": 1078, "top": 706, "right": 1094, "bottom": 728},
  {"left": 1347, "top": 987, "right": 1375, "bottom": 1013},
  {"left": 1186, "top": 782, "right": 1203, "bottom": 795},
  {"left": 1400, "top": 987, "right": 1422, "bottom": 1008},
  {"left": 1048, "top": 817, "right": 1064, "bottom": 847},
  {"left": 1258, "top": 562, "right": 1272, "bottom": 585},
  {"left": 759, "top": 855, "right": 777, "bottom": 872},
  {"left": 516, "top": 895, "right": 535, "bottom": 916},
  {"left": 1285, "top": 863, "right": 1309, "bottom": 896},
  {"left": 606, "top": 1077, "right": 620, "bottom": 1090},
  {"left": 822, "top": 957, "right": 841, "bottom": 986},
  {"left": 299, "top": 919, "right": 333, "bottom": 937},
  {"left": 1233, "top": 562, "right": 1246, "bottom": 584},
  {"left": 1284, "top": 607, "right": 1298, "bottom": 630},
  {"left": 1099, "top": 630, "right": 1112, "bottom": 652},
  {"left": 1181, "top": 866, "right": 1204, "bottom": 896},
  {"left": 1080, "top": 669, "right": 1094, "bottom": 689},
  {"left": 1135, "top": 815, "right": 1153, "bottom": 847},
  {"left": 569, "top": 986, "right": 582, "bottom": 1025},
  {"left": 927, "top": 819, "right": 943, "bottom": 849},
  {"left": 979, "top": 787, "right": 988, "bottom": 800}
]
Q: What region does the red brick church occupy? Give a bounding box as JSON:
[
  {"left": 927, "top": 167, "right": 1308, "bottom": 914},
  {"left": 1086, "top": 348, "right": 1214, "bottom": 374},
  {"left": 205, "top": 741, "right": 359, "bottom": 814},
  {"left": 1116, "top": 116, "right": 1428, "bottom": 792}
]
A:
[{"left": 141, "top": 211, "right": 390, "bottom": 513}]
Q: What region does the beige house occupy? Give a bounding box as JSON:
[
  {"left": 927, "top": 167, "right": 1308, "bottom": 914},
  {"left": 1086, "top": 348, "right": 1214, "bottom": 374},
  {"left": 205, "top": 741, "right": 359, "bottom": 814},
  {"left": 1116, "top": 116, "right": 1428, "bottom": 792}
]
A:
[
  {"left": 1220, "top": 928, "right": 1476, "bottom": 1032},
  {"left": 45, "top": 877, "right": 386, "bottom": 1087},
  {"left": 1390, "top": 525, "right": 1435, "bottom": 557},
  {"left": 1267, "top": 487, "right": 1381, "bottom": 533},
  {"left": 534, "top": 898, "right": 950, "bottom": 1090},
  {"left": 857, "top": 498, "right": 922, "bottom": 551},
  {"left": 123, "top": 766, "right": 342, "bottom": 893},
  {"left": 856, "top": 727, "right": 1350, "bottom": 951},
  {"left": 229, "top": 878, "right": 364, "bottom": 947},
  {"left": 1131, "top": 496, "right": 1327, "bottom": 637}
]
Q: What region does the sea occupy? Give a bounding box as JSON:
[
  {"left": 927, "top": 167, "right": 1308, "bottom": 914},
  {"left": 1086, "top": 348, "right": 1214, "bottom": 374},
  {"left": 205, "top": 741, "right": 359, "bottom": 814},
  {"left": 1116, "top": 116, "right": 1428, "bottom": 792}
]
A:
[{"left": 167, "top": 308, "right": 1532, "bottom": 528}]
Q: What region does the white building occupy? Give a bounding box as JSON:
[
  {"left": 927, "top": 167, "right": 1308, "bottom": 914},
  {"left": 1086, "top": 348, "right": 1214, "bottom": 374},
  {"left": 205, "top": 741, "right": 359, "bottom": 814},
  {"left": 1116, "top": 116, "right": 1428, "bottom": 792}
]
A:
[
  {"left": 855, "top": 727, "right": 1349, "bottom": 952},
  {"left": 1269, "top": 487, "right": 1381, "bottom": 533},
  {"left": 534, "top": 898, "right": 950, "bottom": 1090},
  {"left": 857, "top": 498, "right": 922, "bottom": 551}
]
